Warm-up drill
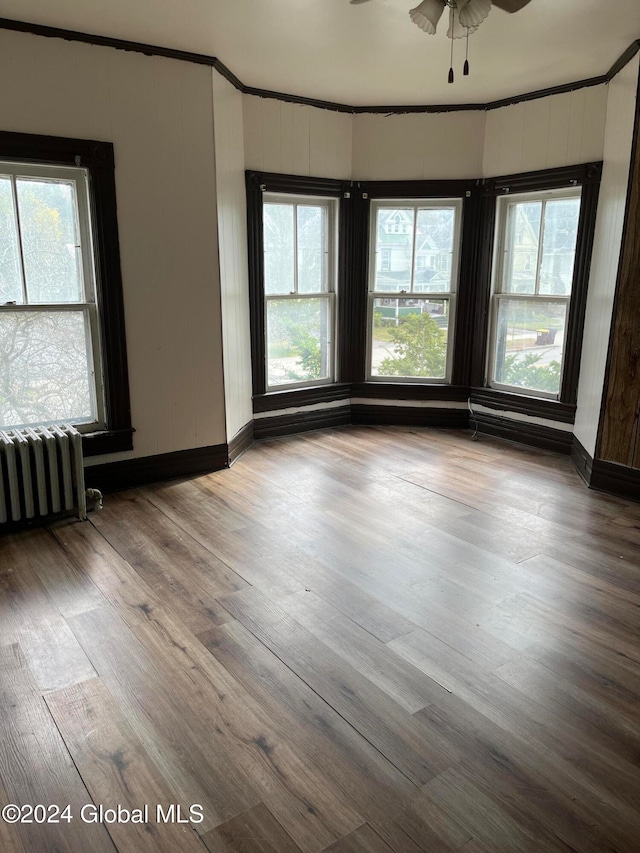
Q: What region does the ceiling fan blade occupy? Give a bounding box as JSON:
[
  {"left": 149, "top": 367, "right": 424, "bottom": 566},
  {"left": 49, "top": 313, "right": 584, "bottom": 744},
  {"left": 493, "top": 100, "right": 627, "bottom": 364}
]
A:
[
  {"left": 350, "top": 0, "right": 374, "bottom": 4},
  {"left": 492, "top": 0, "right": 532, "bottom": 12}
]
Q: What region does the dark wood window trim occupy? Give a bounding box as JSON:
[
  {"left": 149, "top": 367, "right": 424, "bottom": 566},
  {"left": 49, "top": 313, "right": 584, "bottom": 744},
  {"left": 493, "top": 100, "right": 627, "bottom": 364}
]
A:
[
  {"left": 0, "top": 130, "right": 132, "bottom": 456},
  {"left": 470, "top": 162, "right": 602, "bottom": 422},
  {"left": 246, "top": 170, "right": 347, "bottom": 403},
  {"left": 247, "top": 166, "right": 601, "bottom": 424}
]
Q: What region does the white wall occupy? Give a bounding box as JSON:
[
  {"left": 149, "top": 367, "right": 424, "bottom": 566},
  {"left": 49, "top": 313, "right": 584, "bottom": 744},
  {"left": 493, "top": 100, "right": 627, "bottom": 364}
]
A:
[
  {"left": 243, "top": 95, "right": 352, "bottom": 179},
  {"left": 482, "top": 85, "right": 608, "bottom": 177},
  {"left": 352, "top": 111, "right": 485, "bottom": 180},
  {"left": 244, "top": 85, "right": 608, "bottom": 184},
  {"left": 212, "top": 74, "right": 254, "bottom": 442},
  {"left": 574, "top": 56, "right": 639, "bottom": 457},
  {"left": 0, "top": 29, "right": 227, "bottom": 462}
]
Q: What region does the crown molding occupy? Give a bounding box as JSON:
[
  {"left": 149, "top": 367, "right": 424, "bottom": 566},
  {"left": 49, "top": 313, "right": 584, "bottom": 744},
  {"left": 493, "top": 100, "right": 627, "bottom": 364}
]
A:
[{"left": 1, "top": 17, "right": 638, "bottom": 115}]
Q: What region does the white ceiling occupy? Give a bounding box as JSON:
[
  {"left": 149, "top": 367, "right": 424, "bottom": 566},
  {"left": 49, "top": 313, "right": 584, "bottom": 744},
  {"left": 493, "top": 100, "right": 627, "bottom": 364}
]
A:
[{"left": 3, "top": 0, "right": 640, "bottom": 106}]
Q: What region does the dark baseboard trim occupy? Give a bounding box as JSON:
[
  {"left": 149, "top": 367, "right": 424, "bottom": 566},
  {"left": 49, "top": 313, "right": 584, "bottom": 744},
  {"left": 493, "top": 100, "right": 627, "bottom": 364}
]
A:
[
  {"left": 474, "top": 413, "right": 573, "bottom": 455},
  {"left": 1, "top": 18, "right": 638, "bottom": 116},
  {"left": 228, "top": 421, "right": 255, "bottom": 465},
  {"left": 571, "top": 436, "right": 594, "bottom": 485},
  {"left": 84, "top": 443, "right": 228, "bottom": 493},
  {"left": 570, "top": 437, "right": 640, "bottom": 501},
  {"left": 590, "top": 459, "right": 640, "bottom": 501},
  {"left": 253, "top": 406, "right": 351, "bottom": 440},
  {"left": 351, "top": 404, "right": 468, "bottom": 428}
]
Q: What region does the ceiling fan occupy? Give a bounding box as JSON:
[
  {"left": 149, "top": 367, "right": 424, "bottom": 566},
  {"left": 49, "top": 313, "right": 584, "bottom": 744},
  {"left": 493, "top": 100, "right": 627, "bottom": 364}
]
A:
[{"left": 350, "top": 0, "right": 533, "bottom": 82}]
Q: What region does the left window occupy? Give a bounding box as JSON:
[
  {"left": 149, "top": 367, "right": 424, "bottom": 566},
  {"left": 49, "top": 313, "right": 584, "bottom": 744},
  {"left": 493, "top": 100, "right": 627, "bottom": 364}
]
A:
[
  {"left": 0, "top": 132, "right": 132, "bottom": 455},
  {"left": 0, "top": 161, "right": 103, "bottom": 430},
  {"left": 263, "top": 194, "right": 337, "bottom": 390}
]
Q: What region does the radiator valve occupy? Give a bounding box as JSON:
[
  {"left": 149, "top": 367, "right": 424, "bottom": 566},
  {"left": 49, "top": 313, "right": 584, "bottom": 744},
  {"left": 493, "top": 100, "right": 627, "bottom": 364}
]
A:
[{"left": 85, "top": 488, "right": 104, "bottom": 512}]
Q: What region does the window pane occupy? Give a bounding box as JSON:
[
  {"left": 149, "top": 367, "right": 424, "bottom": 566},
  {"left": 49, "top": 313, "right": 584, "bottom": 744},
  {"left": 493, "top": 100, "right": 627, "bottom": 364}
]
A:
[
  {"left": 374, "top": 208, "right": 414, "bottom": 293},
  {"left": 414, "top": 207, "right": 455, "bottom": 293},
  {"left": 0, "top": 177, "right": 24, "bottom": 304},
  {"left": 503, "top": 202, "right": 541, "bottom": 294},
  {"left": 297, "top": 205, "right": 327, "bottom": 294},
  {"left": 371, "top": 297, "right": 449, "bottom": 379},
  {"left": 0, "top": 310, "right": 95, "bottom": 429},
  {"left": 539, "top": 198, "right": 580, "bottom": 296},
  {"left": 493, "top": 299, "right": 567, "bottom": 395},
  {"left": 264, "top": 203, "right": 294, "bottom": 295},
  {"left": 267, "top": 297, "right": 331, "bottom": 387},
  {"left": 16, "top": 178, "right": 83, "bottom": 304}
]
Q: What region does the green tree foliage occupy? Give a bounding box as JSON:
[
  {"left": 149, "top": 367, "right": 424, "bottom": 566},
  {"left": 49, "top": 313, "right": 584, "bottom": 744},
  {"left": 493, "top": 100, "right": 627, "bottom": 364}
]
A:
[
  {"left": 267, "top": 298, "right": 324, "bottom": 384},
  {"left": 285, "top": 323, "right": 322, "bottom": 381},
  {"left": 501, "top": 352, "right": 561, "bottom": 393},
  {"left": 378, "top": 312, "right": 447, "bottom": 378}
]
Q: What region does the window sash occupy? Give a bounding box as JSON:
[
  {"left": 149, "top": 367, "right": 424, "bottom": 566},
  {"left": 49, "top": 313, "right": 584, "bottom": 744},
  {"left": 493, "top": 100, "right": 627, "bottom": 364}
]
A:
[
  {"left": 265, "top": 292, "right": 335, "bottom": 391},
  {"left": 487, "top": 294, "right": 569, "bottom": 399},
  {"left": 369, "top": 199, "right": 462, "bottom": 297},
  {"left": 366, "top": 293, "right": 455, "bottom": 383},
  {"left": 0, "top": 161, "right": 104, "bottom": 430},
  {"left": 263, "top": 193, "right": 337, "bottom": 390},
  {"left": 0, "top": 162, "right": 96, "bottom": 307},
  {"left": 0, "top": 304, "right": 102, "bottom": 429},
  {"left": 263, "top": 194, "right": 334, "bottom": 297},
  {"left": 488, "top": 188, "right": 582, "bottom": 397},
  {"left": 367, "top": 198, "right": 461, "bottom": 382},
  {"left": 496, "top": 188, "right": 581, "bottom": 296}
]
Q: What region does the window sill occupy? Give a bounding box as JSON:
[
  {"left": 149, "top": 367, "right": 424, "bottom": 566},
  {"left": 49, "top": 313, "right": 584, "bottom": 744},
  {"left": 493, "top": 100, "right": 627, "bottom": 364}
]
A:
[
  {"left": 82, "top": 427, "right": 135, "bottom": 457},
  {"left": 470, "top": 387, "right": 576, "bottom": 424}
]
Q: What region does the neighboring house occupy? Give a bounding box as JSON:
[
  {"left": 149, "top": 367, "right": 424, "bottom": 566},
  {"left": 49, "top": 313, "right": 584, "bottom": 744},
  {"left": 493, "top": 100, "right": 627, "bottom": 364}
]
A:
[
  {"left": 375, "top": 208, "right": 453, "bottom": 293},
  {"left": 508, "top": 201, "right": 579, "bottom": 294}
]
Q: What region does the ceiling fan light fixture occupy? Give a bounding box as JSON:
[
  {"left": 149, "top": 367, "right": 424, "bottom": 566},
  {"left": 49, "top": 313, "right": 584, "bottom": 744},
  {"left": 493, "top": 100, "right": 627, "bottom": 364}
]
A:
[
  {"left": 446, "top": 16, "right": 479, "bottom": 39},
  {"left": 458, "top": 0, "right": 492, "bottom": 28},
  {"left": 409, "top": 0, "right": 445, "bottom": 35}
]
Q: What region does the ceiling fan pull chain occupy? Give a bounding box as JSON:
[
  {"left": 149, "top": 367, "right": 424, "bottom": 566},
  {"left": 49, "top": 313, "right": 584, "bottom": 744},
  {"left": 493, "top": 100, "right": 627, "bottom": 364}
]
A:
[
  {"left": 448, "top": 4, "right": 455, "bottom": 83},
  {"left": 464, "top": 26, "right": 470, "bottom": 75}
]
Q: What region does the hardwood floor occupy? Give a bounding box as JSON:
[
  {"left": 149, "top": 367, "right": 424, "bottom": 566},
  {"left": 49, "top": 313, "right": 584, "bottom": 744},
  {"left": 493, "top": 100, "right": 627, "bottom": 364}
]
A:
[{"left": 1, "top": 425, "right": 640, "bottom": 852}]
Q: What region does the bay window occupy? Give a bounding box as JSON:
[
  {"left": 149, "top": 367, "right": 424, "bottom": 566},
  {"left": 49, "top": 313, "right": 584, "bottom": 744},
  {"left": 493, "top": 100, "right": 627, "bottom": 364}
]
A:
[{"left": 247, "top": 165, "right": 600, "bottom": 433}]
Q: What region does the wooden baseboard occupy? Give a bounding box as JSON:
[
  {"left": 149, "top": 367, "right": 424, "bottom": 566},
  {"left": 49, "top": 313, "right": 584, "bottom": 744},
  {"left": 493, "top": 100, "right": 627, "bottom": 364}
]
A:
[
  {"left": 228, "top": 421, "right": 255, "bottom": 465},
  {"left": 570, "top": 437, "right": 640, "bottom": 500},
  {"left": 571, "top": 436, "right": 594, "bottom": 485},
  {"left": 473, "top": 412, "right": 573, "bottom": 454},
  {"left": 590, "top": 459, "right": 640, "bottom": 500},
  {"left": 80, "top": 413, "right": 639, "bottom": 504},
  {"left": 85, "top": 443, "right": 228, "bottom": 493}
]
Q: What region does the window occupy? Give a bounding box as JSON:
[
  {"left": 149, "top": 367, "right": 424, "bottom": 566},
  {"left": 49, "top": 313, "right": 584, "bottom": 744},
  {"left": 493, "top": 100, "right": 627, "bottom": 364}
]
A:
[
  {"left": 263, "top": 194, "right": 337, "bottom": 390},
  {"left": 0, "top": 130, "right": 132, "bottom": 455},
  {"left": 247, "top": 166, "right": 600, "bottom": 424},
  {"left": 0, "top": 161, "right": 103, "bottom": 430},
  {"left": 368, "top": 200, "right": 462, "bottom": 382},
  {"left": 488, "top": 188, "right": 582, "bottom": 398}
]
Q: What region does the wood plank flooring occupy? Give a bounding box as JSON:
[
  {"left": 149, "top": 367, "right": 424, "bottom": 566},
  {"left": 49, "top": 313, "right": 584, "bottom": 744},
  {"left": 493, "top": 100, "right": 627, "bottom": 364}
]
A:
[{"left": 1, "top": 425, "right": 640, "bottom": 852}]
